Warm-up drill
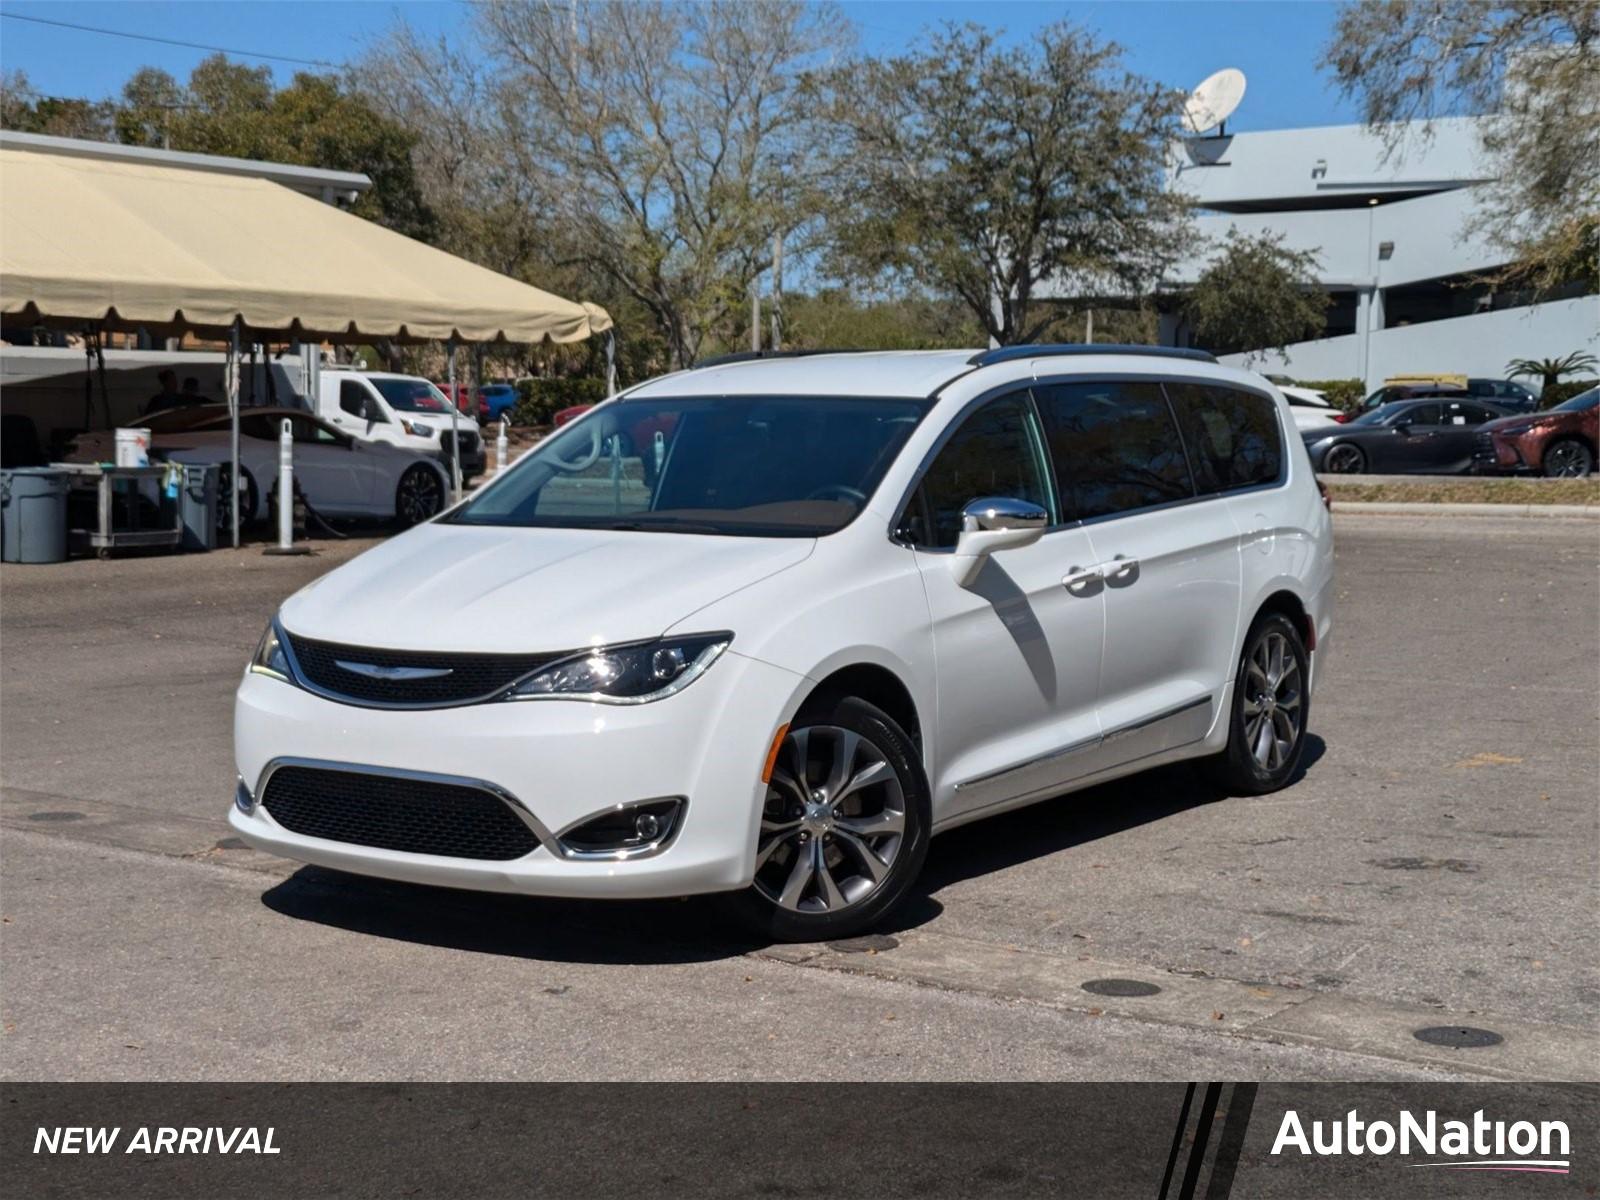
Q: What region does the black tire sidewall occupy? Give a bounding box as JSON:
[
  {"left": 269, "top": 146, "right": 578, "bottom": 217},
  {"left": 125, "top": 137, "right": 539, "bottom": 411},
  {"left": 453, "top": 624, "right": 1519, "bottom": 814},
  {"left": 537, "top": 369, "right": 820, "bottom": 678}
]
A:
[
  {"left": 1544, "top": 439, "right": 1593, "bottom": 477},
  {"left": 1213, "top": 613, "right": 1310, "bottom": 796},
  {"left": 732, "top": 694, "right": 931, "bottom": 943},
  {"left": 397, "top": 467, "right": 444, "bottom": 526}
]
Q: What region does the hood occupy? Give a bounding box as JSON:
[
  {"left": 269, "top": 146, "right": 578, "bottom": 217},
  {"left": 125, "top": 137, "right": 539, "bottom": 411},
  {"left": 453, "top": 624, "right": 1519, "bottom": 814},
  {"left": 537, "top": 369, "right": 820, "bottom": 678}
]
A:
[
  {"left": 278, "top": 522, "right": 814, "bottom": 652},
  {"left": 1477, "top": 411, "right": 1565, "bottom": 434}
]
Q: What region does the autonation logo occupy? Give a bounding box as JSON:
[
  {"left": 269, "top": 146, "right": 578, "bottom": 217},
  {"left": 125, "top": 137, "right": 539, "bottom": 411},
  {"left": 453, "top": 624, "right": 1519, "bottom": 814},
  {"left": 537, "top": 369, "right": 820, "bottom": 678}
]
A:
[{"left": 1271, "top": 1108, "right": 1572, "bottom": 1175}]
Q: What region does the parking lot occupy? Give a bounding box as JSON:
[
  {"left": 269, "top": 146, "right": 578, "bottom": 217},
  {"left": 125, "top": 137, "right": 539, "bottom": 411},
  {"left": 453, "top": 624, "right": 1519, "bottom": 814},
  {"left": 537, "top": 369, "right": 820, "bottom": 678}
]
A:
[{"left": 1, "top": 511, "right": 1595, "bottom": 1081}]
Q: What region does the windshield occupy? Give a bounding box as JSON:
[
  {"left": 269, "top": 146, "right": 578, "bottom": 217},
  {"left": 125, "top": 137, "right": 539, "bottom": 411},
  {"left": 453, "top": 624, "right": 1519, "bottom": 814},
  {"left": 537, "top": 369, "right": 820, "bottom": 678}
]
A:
[
  {"left": 370, "top": 377, "right": 451, "bottom": 413},
  {"left": 449, "top": 395, "right": 931, "bottom": 536},
  {"left": 1552, "top": 387, "right": 1598, "bottom": 414}
]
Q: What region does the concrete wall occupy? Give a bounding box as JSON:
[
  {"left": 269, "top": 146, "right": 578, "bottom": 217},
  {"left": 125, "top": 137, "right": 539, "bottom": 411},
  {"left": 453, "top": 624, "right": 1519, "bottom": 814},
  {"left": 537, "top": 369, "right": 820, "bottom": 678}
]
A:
[{"left": 1218, "top": 294, "right": 1600, "bottom": 391}]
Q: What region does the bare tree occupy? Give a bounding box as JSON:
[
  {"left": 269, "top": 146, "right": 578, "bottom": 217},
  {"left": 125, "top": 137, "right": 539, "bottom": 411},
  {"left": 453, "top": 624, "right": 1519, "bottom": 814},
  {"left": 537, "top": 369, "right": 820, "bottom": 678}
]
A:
[
  {"left": 475, "top": 0, "right": 849, "bottom": 368},
  {"left": 1326, "top": 1, "right": 1599, "bottom": 291}
]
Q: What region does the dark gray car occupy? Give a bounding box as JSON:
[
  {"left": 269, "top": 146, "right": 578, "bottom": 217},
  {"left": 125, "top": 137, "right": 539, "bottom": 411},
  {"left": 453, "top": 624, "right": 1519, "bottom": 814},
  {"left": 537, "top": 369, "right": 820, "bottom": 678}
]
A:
[{"left": 1304, "top": 397, "right": 1513, "bottom": 475}]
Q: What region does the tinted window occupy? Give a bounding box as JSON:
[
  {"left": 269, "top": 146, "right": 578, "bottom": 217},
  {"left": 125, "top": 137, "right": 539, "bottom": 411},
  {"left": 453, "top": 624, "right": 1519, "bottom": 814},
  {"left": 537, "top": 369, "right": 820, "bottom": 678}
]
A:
[
  {"left": 903, "top": 393, "right": 1051, "bottom": 549},
  {"left": 1400, "top": 403, "right": 1442, "bottom": 426},
  {"left": 1443, "top": 401, "right": 1493, "bottom": 425},
  {"left": 1164, "top": 383, "right": 1282, "bottom": 494},
  {"left": 339, "top": 381, "right": 370, "bottom": 418},
  {"left": 1034, "top": 381, "right": 1192, "bottom": 520}
]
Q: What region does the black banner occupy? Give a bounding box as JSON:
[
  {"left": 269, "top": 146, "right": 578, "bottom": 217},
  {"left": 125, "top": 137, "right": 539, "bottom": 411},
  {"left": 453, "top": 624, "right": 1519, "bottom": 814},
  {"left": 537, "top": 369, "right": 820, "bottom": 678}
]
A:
[{"left": 4, "top": 1083, "right": 1594, "bottom": 1198}]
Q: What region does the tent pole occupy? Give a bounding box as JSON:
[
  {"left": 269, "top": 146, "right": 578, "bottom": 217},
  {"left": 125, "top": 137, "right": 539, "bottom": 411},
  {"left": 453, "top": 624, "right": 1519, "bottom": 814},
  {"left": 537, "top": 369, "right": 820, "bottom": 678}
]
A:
[
  {"left": 229, "top": 322, "right": 241, "bottom": 549},
  {"left": 605, "top": 331, "right": 616, "bottom": 397},
  {"left": 447, "top": 340, "right": 462, "bottom": 501}
]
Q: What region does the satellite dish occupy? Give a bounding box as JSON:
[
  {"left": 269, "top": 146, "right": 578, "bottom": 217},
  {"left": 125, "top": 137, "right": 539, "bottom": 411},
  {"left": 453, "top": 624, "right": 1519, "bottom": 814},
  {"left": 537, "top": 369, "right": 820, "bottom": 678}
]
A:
[{"left": 1184, "top": 68, "right": 1246, "bottom": 136}]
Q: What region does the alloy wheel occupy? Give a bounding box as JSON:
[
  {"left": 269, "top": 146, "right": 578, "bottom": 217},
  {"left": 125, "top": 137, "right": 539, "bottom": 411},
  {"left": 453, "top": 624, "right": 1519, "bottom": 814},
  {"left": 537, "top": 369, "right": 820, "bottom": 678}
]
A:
[
  {"left": 1323, "top": 444, "right": 1364, "bottom": 474},
  {"left": 1242, "top": 630, "right": 1302, "bottom": 771},
  {"left": 397, "top": 468, "right": 444, "bottom": 525},
  {"left": 1545, "top": 441, "right": 1593, "bottom": 478},
  {"left": 755, "top": 725, "right": 907, "bottom": 914}
]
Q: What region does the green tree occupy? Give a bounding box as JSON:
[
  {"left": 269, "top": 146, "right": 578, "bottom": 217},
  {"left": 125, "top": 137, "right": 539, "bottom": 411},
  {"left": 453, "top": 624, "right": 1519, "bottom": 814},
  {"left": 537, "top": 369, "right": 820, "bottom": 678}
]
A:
[
  {"left": 1325, "top": 1, "right": 1599, "bottom": 293},
  {"left": 1, "top": 70, "right": 114, "bottom": 139},
  {"left": 821, "top": 22, "right": 1188, "bottom": 346},
  {"left": 1506, "top": 351, "right": 1600, "bottom": 396},
  {"left": 1181, "top": 231, "right": 1329, "bottom": 363},
  {"left": 475, "top": 0, "right": 849, "bottom": 369}
]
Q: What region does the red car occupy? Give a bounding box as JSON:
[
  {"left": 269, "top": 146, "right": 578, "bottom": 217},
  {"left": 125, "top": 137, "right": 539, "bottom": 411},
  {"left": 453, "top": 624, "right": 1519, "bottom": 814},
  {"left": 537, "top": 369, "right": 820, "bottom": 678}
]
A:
[
  {"left": 1473, "top": 386, "right": 1598, "bottom": 477},
  {"left": 552, "top": 404, "right": 594, "bottom": 427}
]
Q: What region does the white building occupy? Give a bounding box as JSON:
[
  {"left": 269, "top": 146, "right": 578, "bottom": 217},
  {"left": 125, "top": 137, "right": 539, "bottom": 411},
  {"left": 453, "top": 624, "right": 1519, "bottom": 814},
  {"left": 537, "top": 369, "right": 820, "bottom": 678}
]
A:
[{"left": 1160, "top": 116, "right": 1599, "bottom": 389}]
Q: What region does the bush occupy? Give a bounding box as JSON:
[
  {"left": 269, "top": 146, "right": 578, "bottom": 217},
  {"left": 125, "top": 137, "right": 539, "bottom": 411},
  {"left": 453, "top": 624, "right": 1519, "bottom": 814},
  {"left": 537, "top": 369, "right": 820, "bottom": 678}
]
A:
[
  {"left": 1538, "top": 379, "right": 1598, "bottom": 409},
  {"left": 512, "top": 377, "right": 610, "bottom": 426},
  {"left": 1291, "top": 378, "right": 1364, "bottom": 413}
]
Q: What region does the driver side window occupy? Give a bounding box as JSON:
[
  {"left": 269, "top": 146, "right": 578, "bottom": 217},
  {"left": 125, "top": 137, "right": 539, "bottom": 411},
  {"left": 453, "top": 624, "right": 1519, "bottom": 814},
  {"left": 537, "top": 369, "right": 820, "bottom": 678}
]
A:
[
  {"left": 340, "top": 382, "right": 382, "bottom": 422},
  {"left": 902, "top": 393, "right": 1052, "bottom": 549}
]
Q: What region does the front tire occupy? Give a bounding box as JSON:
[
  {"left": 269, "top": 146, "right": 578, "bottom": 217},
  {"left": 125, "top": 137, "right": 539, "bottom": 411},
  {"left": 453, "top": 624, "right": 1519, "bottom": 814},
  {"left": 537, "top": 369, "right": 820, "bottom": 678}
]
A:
[
  {"left": 1321, "top": 443, "right": 1366, "bottom": 474},
  {"left": 733, "top": 695, "right": 930, "bottom": 942},
  {"left": 1204, "top": 613, "right": 1310, "bottom": 796},
  {"left": 395, "top": 466, "right": 445, "bottom": 526},
  {"left": 1543, "top": 438, "right": 1593, "bottom": 478}
]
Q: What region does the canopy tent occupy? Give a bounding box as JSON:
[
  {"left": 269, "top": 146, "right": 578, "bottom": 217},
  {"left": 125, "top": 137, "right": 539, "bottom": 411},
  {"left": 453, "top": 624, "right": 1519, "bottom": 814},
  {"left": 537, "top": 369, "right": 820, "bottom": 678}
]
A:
[
  {"left": 0, "top": 144, "right": 611, "bottom": 344},
  {"left": 0, "top": 138, "right": 613, "bottom": 547}
]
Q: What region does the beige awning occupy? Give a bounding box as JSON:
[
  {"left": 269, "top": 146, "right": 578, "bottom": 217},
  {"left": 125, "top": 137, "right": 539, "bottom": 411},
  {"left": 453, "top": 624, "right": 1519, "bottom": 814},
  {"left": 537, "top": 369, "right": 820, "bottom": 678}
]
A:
[{"left": 0, "top": 145, "right": 611, "bottom": 345}]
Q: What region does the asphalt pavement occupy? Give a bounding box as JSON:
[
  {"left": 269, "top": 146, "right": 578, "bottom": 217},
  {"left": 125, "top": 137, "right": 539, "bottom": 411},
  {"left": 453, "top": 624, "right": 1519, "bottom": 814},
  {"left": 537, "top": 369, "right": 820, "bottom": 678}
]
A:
[{"left": 1, "top": 512, "right": 1595, "bottom": 1081}]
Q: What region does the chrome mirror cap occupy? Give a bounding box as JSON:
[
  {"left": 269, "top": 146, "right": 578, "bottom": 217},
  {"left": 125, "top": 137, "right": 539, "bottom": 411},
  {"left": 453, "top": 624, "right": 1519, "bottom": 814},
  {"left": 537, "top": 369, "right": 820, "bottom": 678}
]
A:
[{"left": 961, "top": 496, "right": 1049, "bottom": 533}]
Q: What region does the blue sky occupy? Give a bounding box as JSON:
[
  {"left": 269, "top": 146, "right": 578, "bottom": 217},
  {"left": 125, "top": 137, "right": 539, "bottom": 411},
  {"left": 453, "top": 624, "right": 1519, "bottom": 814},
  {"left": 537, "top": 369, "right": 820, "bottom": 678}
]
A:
[{"left": 0, "top": 0, "right": 1358, "bottom": 132}]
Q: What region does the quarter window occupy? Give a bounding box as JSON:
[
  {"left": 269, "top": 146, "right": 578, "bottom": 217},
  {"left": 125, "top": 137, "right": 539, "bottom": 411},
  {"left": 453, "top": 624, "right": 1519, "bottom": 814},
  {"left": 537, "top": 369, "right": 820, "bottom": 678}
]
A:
[
  {"left": 1400, "top": 403, "right": 1442, "bottom": 426},
  {"left": 339, "top": 381, "right": 371, "bottom": 418},
  {"left": 903, "top": 393, "right": 1052, "bottom": 549},
  {"left": 1165, "top": 382, "right": 1283, "bottom": 495},
  {"left": 1033, "top": 381, "right": 1193, "bottom": 520}
]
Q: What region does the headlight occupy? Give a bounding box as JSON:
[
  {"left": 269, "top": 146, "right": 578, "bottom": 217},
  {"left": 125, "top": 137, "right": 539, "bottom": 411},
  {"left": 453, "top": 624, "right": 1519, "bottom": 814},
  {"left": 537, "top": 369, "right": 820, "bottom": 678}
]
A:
[
  {"left": 1496, "top": 423, "right": 1534, "bottom": 437},
  {"left": 249, "top": 620, "right": 292, "bottom": 682},
  {"left": 507, "top": 633, "right": 731, "bottom": 704},
  {"left": 400, "top": 419, "right": 436, "bottom": 438}
]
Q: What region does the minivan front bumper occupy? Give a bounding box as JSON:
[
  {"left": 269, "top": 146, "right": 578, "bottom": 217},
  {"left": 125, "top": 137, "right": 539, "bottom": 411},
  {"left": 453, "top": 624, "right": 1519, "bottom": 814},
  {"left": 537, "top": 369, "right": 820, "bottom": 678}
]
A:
[{"left": 228, "top": 649, "right": 803, "bottom": 898}]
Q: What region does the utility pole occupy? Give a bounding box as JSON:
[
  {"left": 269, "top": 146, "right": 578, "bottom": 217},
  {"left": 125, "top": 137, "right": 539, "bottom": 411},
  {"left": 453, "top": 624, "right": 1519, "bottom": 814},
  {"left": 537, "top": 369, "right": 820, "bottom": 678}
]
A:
[{"left": 770, "top": 232, "right": 783, "bottom": 352}]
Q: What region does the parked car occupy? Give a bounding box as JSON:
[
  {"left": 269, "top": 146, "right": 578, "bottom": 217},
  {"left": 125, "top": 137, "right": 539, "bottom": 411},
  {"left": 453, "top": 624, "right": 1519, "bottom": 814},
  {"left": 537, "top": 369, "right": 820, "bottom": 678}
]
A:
[
  {"left": 1279, "top": 385, "right": 1345, "bottom": 431},
  {"left": 1358, "top": 382, "right": 1469, "bottom": 412},
  {"left": 70, "top": 406, "right": 453, "bottom": 531},
  {"left": 552, "top": 403, "right": 594, "bottom": 427},
  {"left": 1464, "top": 377, "right": 1538, "bottom": 412},
  {"left": 1473, "top": 385, "right": 1598, "bottom": 477},
  {"left": 1303, "top": 396, "right": 1512, "bottom": 474},
  {"left": 229, "top": 346, "right": 1333, "bottom": 940},
  {"left": 317, "top": 369, "right": 486, "bottom": 483},
  {"left": 436, "top": 382, "right": 474, "bottom": 413},
  {"left": 477, "top": 383, "right": 520, "bottom": 424}
]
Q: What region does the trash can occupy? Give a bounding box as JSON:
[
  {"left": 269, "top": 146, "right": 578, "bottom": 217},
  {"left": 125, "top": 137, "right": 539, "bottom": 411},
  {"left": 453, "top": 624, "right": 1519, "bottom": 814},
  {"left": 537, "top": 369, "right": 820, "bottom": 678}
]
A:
[
  {"left": 177, "top": 463, "right": 219, "bottom": 551},
  {"left": 0, "top": 467, "right": 71, "bottom": 564}
]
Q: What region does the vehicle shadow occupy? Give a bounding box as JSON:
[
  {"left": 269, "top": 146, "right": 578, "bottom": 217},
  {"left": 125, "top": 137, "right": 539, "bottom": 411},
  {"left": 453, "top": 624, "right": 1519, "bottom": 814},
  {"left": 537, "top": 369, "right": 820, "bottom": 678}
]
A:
[{"left": 260, "top": 735, "right": 1324, "bottom": 964}]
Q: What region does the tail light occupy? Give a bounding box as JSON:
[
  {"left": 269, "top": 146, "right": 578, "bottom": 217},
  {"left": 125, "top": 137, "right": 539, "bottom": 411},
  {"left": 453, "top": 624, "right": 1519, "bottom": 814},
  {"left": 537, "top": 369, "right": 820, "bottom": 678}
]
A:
[{"left": 1332, "top": 412, "right": 1350, "bottom": 423}]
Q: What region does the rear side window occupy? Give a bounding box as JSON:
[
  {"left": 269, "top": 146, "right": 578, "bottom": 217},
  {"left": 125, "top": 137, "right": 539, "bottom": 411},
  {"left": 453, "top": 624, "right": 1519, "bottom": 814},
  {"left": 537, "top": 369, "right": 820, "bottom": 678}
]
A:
[
  {"left": 1402, "top": 403, "right": 1442, "bottom": 426},
  {"left": 905, "top": 392, "right": 1052, "bottom": 548},
  {"left": 1033, "top": 381, "right": 1192, "bottom": 520},
  {"left": 1165, "top": 383, "right": 1283, "bottom": 495}
]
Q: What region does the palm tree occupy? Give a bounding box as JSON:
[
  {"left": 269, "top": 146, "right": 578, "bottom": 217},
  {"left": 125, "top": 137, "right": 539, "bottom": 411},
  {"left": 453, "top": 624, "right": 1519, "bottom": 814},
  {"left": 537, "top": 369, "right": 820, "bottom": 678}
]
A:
[{"left": 1506, "top": 351, "right": 1600, "bottom": 398}]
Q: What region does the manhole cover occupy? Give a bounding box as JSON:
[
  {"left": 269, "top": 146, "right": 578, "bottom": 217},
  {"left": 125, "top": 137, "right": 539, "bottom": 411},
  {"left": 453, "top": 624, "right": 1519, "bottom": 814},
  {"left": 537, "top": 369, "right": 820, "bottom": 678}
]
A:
[
  {"left": 830, "top": 934, "right": 899, "bottom": 954},
  {"left": 214, "top": 837, "right": 249, "bottom": 850},
  {"left": 26, "top": 811, "right": 85, "bottom": 823},
  {"left": 1414, "top": 1025, "right": 1503, "bottom": 1049},
  {"left": 1081, "top": 978, "right": 1162, "bottom": 998}
]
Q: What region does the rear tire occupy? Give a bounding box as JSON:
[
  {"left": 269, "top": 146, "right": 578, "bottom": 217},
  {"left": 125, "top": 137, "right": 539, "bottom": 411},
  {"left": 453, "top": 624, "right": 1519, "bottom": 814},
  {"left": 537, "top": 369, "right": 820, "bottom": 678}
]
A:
[
  {"left": 1543, "top": 438, "right": 1593, "bottom": 478},
  {"left": 730, "top": 695, "right": 930, "bottom": 942},
  {"left": 1203, "top": 612, "right": 1310, "bottom": 796}
]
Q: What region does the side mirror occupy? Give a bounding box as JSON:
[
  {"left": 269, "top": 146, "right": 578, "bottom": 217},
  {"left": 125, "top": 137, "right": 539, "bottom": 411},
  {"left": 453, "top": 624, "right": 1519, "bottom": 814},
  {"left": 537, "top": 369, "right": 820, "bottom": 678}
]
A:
[
  {"left": 1394, "top": 420, "right": 1413, "bottom": 435},
  {"left": 950, "top": 496, "right": 1048, "bottom": 586}
]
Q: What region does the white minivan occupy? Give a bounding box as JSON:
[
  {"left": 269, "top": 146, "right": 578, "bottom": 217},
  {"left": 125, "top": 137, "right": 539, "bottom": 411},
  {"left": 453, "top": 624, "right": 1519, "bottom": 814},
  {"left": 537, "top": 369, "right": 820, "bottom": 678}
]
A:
[
  {"left": 315, "top": 368, "right": 486, "bottom": 483},
  {"left": 231, "top": 347, "right": 1334, "bottom": 940}
]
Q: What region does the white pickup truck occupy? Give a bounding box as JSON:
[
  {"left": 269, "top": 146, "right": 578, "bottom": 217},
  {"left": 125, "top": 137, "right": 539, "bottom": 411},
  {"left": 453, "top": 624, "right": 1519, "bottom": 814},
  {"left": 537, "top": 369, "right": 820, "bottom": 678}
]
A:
[{"left": 315, "top": 367, "right": 486, "bottom": 483}]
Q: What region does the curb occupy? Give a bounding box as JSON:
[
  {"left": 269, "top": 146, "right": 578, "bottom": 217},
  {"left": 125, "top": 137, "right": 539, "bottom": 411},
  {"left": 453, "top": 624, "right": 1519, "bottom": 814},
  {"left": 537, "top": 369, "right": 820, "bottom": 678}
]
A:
[{"left": 1331, "top": 500, "right": 1599, "bottom": 519}]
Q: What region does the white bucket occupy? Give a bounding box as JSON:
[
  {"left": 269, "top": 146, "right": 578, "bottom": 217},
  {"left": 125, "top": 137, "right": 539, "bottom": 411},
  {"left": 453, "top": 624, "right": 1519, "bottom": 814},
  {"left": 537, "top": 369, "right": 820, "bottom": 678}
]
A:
[{"left": 114, "top": 428, "right": 151, "bottom": 467}]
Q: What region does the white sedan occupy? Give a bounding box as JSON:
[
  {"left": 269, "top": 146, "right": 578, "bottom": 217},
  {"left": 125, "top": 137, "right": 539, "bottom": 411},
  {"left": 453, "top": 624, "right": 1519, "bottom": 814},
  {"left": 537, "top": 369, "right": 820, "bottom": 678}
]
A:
[
  {"left": 75, "top": 406, "right": 452, "bottom": 531},
  {"left": 1279, "top": 385, "right": 1344, "bottom": 431}
]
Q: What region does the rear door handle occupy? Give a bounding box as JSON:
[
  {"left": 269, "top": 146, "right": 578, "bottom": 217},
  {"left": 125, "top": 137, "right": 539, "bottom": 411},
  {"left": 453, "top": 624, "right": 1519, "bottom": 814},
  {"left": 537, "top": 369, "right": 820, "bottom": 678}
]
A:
[{"left": 1101, "top": 554, "right": 1139, "bottom": 582}]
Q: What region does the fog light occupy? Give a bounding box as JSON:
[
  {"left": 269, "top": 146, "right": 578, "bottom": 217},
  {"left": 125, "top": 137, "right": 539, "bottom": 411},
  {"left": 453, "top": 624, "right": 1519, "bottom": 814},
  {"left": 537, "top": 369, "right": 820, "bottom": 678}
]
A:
[
  {"left": 234, "top": 777, "right": 255, "bottom": 815},
  {"left": 557, "top": 798, "right": 684, "bottom": 859}
]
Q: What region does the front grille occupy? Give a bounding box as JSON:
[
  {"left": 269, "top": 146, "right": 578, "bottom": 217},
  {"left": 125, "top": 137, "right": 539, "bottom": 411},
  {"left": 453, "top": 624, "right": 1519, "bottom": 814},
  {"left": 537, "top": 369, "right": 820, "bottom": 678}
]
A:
[
  {"left": 1473, "top": 431, "right": 1498, "bottom": 467},
  {"left": 440, "top": 430, "right": 479, "bottom": 456},
  {"left": 261, "top": 765, "right": 540, "bottom": 860},
  {"left": 284, "top": 632, "right": 559, "bottom": 707}
]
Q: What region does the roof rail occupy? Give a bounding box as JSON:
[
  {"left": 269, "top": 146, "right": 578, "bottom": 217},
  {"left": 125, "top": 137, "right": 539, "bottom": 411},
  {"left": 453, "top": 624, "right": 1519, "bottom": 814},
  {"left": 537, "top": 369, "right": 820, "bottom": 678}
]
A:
[
  {"left": 693, "top": 348, "right": 876, "bottom": 369},
  {"left": 968, "top": 344, "right": 1217, "bottom": 368}
]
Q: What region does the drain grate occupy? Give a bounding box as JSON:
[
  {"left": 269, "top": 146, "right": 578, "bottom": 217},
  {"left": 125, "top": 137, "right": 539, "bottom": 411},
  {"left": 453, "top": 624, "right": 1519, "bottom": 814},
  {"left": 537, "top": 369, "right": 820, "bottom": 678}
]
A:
[
  {"left": 1414, "top": 1025, "right": 1503, "bottom": 1049},
  {"left": 27, "top": 811, "right": 85, "bottom": 822},
  {"left": 1081, "top": 978, "right": 1162, "bottom": 998}
]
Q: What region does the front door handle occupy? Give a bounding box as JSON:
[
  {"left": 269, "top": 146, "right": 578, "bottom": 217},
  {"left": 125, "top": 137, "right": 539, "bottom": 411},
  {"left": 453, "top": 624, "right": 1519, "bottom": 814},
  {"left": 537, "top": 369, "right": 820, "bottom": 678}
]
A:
[
  {"left": 1062, "top": 565, "right": 1103, "bottom": 593},
  {"left": 1101, "top": 554, "right": 1140, "bottom": 582}
]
